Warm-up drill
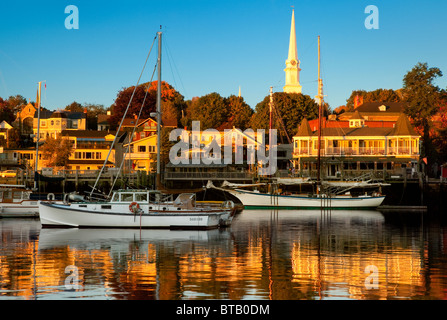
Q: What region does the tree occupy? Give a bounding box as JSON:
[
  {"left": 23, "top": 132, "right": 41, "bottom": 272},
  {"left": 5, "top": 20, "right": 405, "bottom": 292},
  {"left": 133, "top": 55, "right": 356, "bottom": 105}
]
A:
[
  {"left": 402, "top": 62, "right": 443, "bottom": 163},
  {"left": 345, "top": 89, "right": 402, "bottom": 110},
  {"left": 6, "top": 95, "right": 27, "bottom": 114},
  {"left": 186, "top": 92, "right": 228, "bottom": 130},
  {"left": 0, "top": 97, "right": 15, "bottom": 124},
  {"left": 41, "top": 136, "right": 74, "bottom": 168},
  {"left": 225, "top": 95, "right": 253, "bottom": 130},
  {"left": 249, "top": 92, "right": 320, "bottom": 140},
  {"left": 109, "top": 81, "right": 184, "bottom": 129},
  {"left": 65, "top": 101, "right": 83, "bottom": 112},
  {"left": 428, "top": 90, "right": 447, "bottom": 164},
  {"left": 83, "top": 103, "right": 108, "bottom": 130}
]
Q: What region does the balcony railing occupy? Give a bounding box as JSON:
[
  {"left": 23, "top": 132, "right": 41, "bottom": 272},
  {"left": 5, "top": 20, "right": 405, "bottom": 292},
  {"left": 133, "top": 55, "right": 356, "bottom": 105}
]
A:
[{"left": 294, "top": 146, "right": 418, "bottom": 157}]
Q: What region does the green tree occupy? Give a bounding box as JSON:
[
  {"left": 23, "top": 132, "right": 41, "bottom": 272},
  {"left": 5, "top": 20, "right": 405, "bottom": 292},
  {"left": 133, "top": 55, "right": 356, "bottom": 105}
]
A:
[
  {"left": 345, "top": 89, "right": 402, "bottom": 110},
  {"left": 225, "top": 95, "right": 253, "bottom": 130},
  {"left": 249, "top": 92, "right": 320, "bottom": 140},
  {"left": 65, "top": 101, "right": 83, "bottom": 112},
  {"left": 186, "top": 92, "right": 228, "bottom": 130},
  {"left": 83, "top": 103, "right": 108, "bottom": 130},
  {"left": 402, "top": 62, "right": 443, "bottom": 164}
]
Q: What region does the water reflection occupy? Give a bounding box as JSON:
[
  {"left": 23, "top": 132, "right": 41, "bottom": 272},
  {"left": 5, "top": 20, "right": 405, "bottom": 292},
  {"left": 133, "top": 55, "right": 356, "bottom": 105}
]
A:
[{"left": 0, "top": 209, "right": 446, "bottom": 300}]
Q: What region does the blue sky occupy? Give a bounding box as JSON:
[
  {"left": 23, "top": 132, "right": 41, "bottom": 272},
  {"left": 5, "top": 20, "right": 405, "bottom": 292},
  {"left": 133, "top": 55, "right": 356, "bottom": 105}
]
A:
[{"left": 0, "top": 0, "right": 446, "bottom": 112}]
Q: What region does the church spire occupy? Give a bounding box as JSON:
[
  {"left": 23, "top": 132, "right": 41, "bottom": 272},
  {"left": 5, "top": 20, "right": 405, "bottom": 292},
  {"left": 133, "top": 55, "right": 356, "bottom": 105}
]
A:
[
  {"left": 283, "top": 9, "right": 302, "bottom": 94},
  {"left": 287, "top": 9, "right": 298, "bottom": 62}
]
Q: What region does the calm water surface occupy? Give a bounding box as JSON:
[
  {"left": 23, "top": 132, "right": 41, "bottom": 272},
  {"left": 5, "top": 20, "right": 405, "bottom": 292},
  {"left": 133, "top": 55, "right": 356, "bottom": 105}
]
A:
[{"left": 1, "top": 209, "right": 446, "bottom": 300}]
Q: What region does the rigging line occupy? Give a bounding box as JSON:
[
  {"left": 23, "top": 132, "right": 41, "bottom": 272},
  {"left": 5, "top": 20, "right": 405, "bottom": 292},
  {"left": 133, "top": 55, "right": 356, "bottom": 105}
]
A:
[
  {"left": 271, "top": 96, "right": 292, "bottom": 144},
  {"left": 164, "top": 36, "right": 188, "bottom": 99},
  {"left": 164, "top": 40, "right": 178, "bottom": 90},
  {"left": 90, "top": 33, "right": 158, "bottom": 198},
  {"left": 108, "top": 63, "right": 158, "bottom": 197}
]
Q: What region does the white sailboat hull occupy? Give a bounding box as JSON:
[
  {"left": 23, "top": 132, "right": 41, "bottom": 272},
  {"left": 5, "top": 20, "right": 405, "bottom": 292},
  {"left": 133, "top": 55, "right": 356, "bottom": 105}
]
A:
[
  {"left": 226, "top": 189, "right": 385, "bottom": 209},
  {"left": 39, "top": 201, "right": 234, "bottom": 229}
]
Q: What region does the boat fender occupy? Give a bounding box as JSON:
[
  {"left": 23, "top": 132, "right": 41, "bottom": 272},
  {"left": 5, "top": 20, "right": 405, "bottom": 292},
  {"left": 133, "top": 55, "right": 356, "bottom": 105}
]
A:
[
  {"left": 47, "top": 193, "right": 55, "bottom": 201},
  {"left": 129, "top": 202, "right": 140, "bottom": 213},
  {"left": 222, "top": 200, "right": 234, "bottom": 209}
]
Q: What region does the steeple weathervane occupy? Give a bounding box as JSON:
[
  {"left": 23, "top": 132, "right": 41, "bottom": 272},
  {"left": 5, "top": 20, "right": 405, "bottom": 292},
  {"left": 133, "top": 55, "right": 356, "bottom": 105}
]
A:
[{"left": 283, "top": 9, "right": 302, "bottom": 94}]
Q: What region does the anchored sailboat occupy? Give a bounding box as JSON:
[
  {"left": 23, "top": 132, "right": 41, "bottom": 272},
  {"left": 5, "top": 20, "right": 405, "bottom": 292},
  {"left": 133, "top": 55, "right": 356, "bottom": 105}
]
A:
[
  {"left": 209, "top": 36, "right": 386, "bottom": 209},
  {"left": 39, "top": 31, "right": 236, "bottom": 228}
]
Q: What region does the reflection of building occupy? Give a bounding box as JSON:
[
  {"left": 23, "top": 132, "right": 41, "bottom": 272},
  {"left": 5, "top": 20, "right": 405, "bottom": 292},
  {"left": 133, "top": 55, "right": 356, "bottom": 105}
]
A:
[
  {"left": 293, "top": 103, "right": 421, "bottom": 179},
  {"left": 3, "top": 213, "right": 445, "bottom": 300}
]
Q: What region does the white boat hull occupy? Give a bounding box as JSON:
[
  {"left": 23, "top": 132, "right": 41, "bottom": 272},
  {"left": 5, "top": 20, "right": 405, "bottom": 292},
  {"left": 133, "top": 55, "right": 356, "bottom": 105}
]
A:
[
  {"left": 0, "top": 200, "right": 40, "bottom": 217},
  {"left": 226, "top": 189, "right": 385, "bottom": 209},
  {"left": 39, "top": 202, "right": 234, "bottom": 229}
]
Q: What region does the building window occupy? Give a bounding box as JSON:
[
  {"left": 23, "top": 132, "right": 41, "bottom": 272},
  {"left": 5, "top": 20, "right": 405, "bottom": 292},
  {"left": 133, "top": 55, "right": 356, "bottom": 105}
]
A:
[{"left": 138, "top": 146, "right": 146, "bottom": 153}]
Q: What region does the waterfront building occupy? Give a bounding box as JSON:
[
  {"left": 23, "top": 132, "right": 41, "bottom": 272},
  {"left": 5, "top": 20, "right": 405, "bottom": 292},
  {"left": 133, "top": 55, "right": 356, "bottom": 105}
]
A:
[
  {"left": 32, "top": 109, "right": 87, "bottom": 141},
  {"left": 60, "top": 130, "right": 119, "bottom": 171},
  {"left": 14, "top": 102, "right": 36, "bottom": 134},
  {"left": 124, "top": 135, "right": 157, "bottom": 172},
  {"left": 293, "top": 107, "right": 421, "bottom": 180}
]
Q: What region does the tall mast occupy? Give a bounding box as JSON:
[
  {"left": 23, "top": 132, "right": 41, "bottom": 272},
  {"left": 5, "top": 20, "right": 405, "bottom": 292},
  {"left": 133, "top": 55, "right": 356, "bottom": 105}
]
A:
[
  {"left": 316, "top": 35, "right": 323, "bottom": 185},
  {"left": 33, "top": 81, "right": 42, "bottom": 191},
  {"left": 156, "top": 31, "right": 162, "bottom": 190},
  {"left": 269, "top": 86, "right": 273, "bottom": 176}
]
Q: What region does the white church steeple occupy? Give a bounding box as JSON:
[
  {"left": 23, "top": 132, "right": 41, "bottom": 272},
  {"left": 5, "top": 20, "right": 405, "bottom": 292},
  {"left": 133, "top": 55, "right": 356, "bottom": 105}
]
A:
[{"left": 283, "top": 9, "right": 302, "bottom": 94}]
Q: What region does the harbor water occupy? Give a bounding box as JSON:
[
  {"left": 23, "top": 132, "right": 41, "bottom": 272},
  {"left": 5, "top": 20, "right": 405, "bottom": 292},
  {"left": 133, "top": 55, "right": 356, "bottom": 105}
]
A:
[{"left": 0, "top": 209, "right": 446, "bottom": 300}]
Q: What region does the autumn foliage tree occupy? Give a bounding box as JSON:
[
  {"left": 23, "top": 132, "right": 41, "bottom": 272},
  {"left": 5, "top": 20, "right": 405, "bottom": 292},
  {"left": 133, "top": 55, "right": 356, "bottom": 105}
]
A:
[
  {"left": 41, "top": 136, "right": 74, "bottom": 168},
  {"left": 109, "top": 81, "right": 184, "bottom": 129}
]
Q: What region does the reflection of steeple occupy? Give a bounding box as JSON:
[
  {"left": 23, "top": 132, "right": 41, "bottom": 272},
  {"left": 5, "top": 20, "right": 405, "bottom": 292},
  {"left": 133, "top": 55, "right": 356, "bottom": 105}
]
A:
[{"left": 283, "top": 9, "right": 302, "bottom": 94}]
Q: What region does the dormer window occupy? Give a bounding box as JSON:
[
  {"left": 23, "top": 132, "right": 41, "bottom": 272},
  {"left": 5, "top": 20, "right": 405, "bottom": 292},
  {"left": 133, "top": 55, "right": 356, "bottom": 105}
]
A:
[
  {"left": 349, "top": 119, "right": 364, "bottom": 128},
  {"left": 349, "top": 111, "right": 365, "bottom": 128}
]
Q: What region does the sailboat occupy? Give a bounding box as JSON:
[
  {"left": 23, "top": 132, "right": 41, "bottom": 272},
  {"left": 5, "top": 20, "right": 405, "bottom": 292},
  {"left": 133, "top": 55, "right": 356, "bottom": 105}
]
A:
[
  {"left": 208, "top": 36, "right": 386, "bottom": 210},
  {"left": 38, "top": 31, "right": 236, "bottom": 228},
  {"left": 0, "top": 82, "right": 45, "bottom": 217}
]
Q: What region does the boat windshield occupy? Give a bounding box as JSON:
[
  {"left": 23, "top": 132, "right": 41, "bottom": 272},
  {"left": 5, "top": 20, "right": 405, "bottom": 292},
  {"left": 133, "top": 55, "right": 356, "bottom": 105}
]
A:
[
  {"left": 110, "top": 191, "right": 149, "bottom": 202},
  {"left": 121, "top": 193, "right": 134, "bottom": 202},
  {"left": 135, "top": 193, "right": 148, "bottom": 202}
]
